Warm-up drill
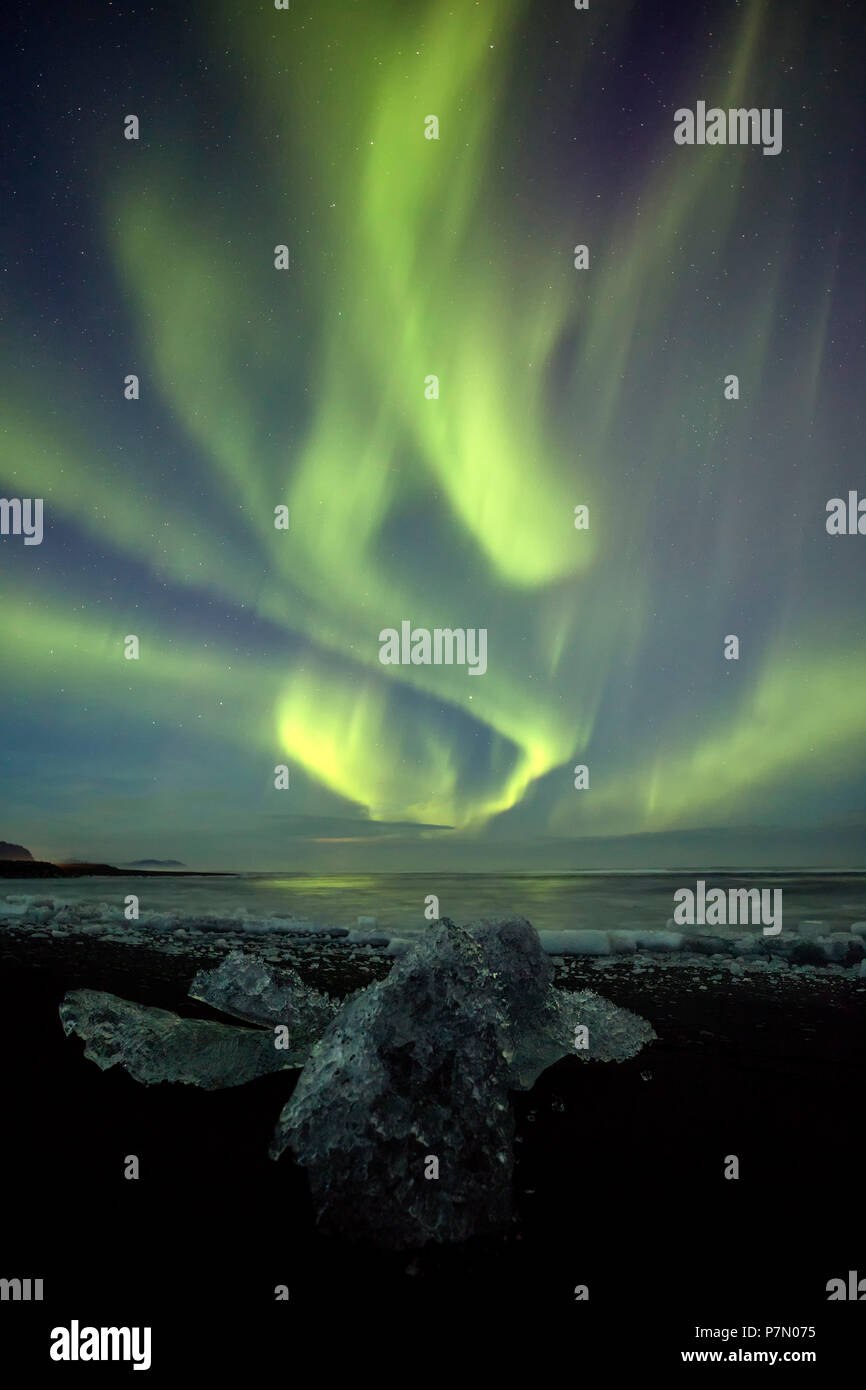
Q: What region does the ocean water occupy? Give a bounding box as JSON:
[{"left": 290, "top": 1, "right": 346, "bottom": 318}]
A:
[{"left": 3, "top": 870, "right": 866, "bottom": 940}]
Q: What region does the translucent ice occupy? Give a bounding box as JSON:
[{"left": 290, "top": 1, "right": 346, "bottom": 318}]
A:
[
  {"left": 59, "top": 921, "right": 655, "bottom": 1247},
  {"left": 59, "top": 989, "right": 306, "bottom": 1088},
  {"left": 188, "top": 950, "right": 338, "bottom": 1045},
  {"left": 270, "top": 918, "right": 654, "bottom": 1248}
]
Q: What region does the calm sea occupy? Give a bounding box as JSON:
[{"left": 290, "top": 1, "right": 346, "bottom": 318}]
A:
[{"left": 4, "top": 871, "right": 866, "bottom": 938}]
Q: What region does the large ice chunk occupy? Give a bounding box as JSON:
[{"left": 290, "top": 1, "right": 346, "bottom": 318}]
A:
[
  {"left": 270, "top": 918, "right": 654, "bottom": 1248},
  {"left": 59, "top": 989, "right": 306, "bottom": 1088}
]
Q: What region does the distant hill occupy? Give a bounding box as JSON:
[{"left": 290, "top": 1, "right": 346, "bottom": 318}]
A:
[
  {"left": 0, "top": 841, "right": 34, "bottom": 861},
  {"left": 0, "top": 860, "right": 226, "bottom": 878},
  {"left": 121, "top": 859, "right": 187, "bottom": 868}
]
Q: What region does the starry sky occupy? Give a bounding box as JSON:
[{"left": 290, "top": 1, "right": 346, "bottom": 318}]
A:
[{"left": 1, "top": 0, "right": 865, "bottom": 872}]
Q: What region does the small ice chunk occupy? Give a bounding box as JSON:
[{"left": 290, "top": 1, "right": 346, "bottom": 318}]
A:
[
  {"left": 819, "top": 934, "right": 861, "bottom": 963},
  {"left": 800, "top": 921, "right": 828, "bottom": 939},
  {"left": 729, "top": 934, "right": 762, "bottom": 956},
  {"left": 347, "top": 930, "right": 390, "bottom": 946},
  {"left": 644, "top": 931, "right": 684, "bottom": 951},
  {"left": 616, "top": 930, "right": 684, "bottom": 953},
  {"left": 383, "top": 935, "right": 412, "bottom": 957},
  {"left": 538, "top": 987, "right": 655, "bottom": 1072},
  {"left": 59, "top": 990, "right": 306, "bottom": 1087},
  {"left": 189, "top": 950, "right": 338, "bottom": 1045},
  {"left": 685, "top": 935, "right": 730, "bottom": 955},
  {"left": 607, "top": 931, "right": 637, "bottom": 954}
]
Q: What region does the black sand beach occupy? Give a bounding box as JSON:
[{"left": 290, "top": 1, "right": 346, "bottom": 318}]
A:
[{"left": 1, "top": 925, "right": 863, "bottom": 1372}]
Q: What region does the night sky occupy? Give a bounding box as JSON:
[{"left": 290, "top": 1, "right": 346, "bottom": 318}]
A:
[{"left": 1, "top": 0, "right": 865, "bottom": 871}]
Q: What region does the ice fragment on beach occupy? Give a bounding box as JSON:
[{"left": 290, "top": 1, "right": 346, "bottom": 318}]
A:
[
  {"left": 799, "top": 921, "right": 828, "bottom": 939},
  {"left": 550, "top": 987, "right": 655, "bottom": 1066},
  {"left": 346, "top": 929, "right": 390, "bottom": 946},
  {"left": 270, "top": 920, "right": 518, "bottom": 1246},
  {"left": 189, "top": 950, "right": 338, "bottom": 1044},
  {"left": 59, "top": 989, "right": 308, "bottom": 1088},
  {"left": 382, "top": 935, "right": 412, "bottom": 957},
  {"left": 607, "top": 931, "right": 638, "bottom": 953},
  {"left": 817, "top": 933, "right": 862, "bottom": 964},
  {"left": 537, "top": 927, "right": 686, "bottom": 956},
  {"left": 271, "top": 917, "right": 654, "bottom": 1248},
  {"left": 468, "top": 917, "right": 653, "bottom": 1085},
  {"left": 609, "top": 929, "right": 684, "bottom": 953}
]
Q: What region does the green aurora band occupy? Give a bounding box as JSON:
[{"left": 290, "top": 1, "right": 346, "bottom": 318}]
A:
[{"left": 1, "top": 0, "right": 862, "bottom": 860}]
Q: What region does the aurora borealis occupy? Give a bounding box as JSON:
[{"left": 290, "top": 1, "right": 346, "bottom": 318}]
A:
[{"left": 2, "top": 0, "right": 865, "bottom": 870}]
